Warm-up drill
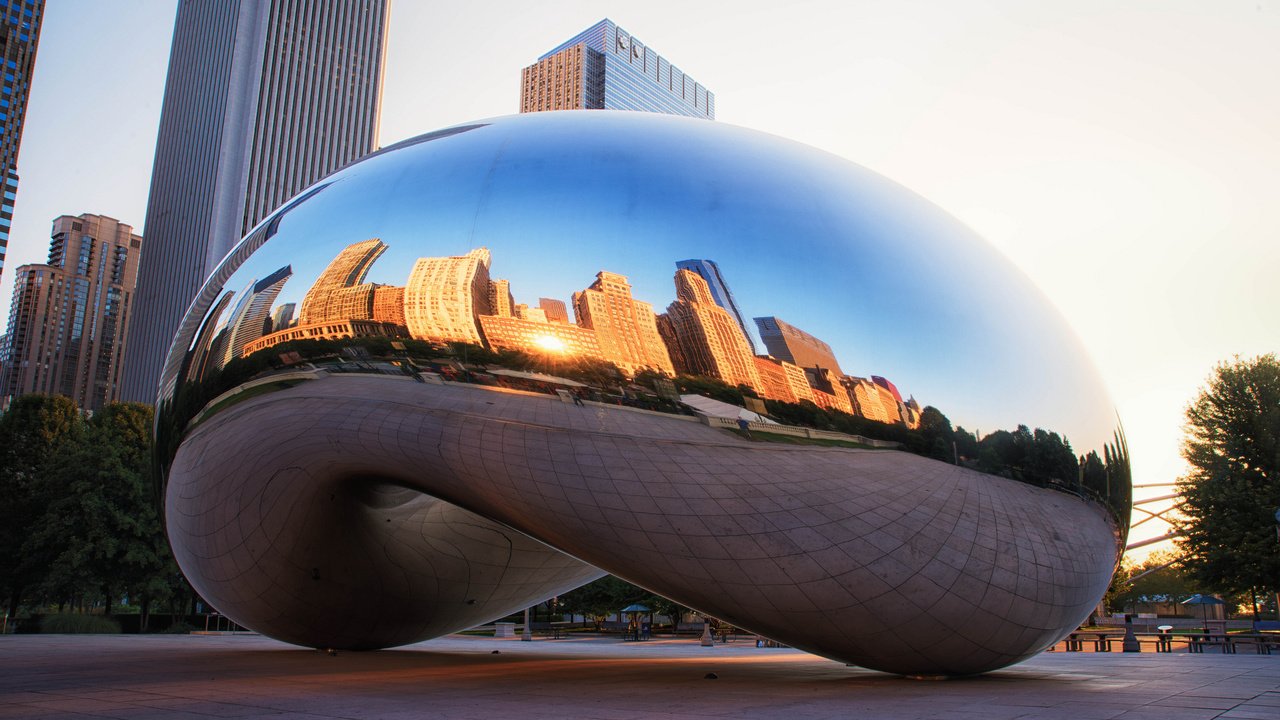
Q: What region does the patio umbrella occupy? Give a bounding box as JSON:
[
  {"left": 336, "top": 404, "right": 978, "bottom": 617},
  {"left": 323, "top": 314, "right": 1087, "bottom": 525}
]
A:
[
  {"left": 620, "top": 604, "right": 650, "bottom": 614},
  {"left": 1181, "top": 594, "right": 1226, "bottom": 628}
]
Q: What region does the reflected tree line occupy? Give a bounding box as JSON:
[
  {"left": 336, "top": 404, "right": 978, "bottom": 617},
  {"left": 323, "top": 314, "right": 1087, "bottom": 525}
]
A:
[{"left": 159, "top": 333, "right": 1132, "bottom": 536}]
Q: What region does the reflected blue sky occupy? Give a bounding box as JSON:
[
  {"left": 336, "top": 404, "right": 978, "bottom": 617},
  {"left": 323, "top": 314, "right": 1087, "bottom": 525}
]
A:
[{"left": 203, "top": 111, "right": 1116, "bottom": 453}]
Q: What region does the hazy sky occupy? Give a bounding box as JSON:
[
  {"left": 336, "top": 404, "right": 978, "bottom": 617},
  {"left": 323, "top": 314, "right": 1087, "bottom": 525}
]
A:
[{"left": 5, "top": 0, "right": 1277, "bottom": 552}]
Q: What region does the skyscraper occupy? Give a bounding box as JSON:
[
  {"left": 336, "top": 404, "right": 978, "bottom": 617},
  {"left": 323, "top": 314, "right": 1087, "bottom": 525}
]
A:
[
  {"left": 572, "top": 270, "right": 673, "bottom": 376},
  {"left": 538, "top": 298, "right": 569, "bottom": 323},
  {"left": 664, "top": 269, "right": 761, "bottom": 393},
  {"left": 297, "top": 238, "right": 387, "bottom": 325},
  {"left": 404, "top": 248, "right": 493, "bottom": 345},
  {"left": 0, "top": 213, "right": 142, "bottom": 411},
  {"left": 753, "top": 316, "right": 844, "bottom": 377},
  {"left": 520, "top": 19, "right": 714, "bottom": 119},
  {"left": 675, "top": 259, "right": 755, "bottom": 353},
  {"left": 121, "top": 0, "right": 390, "bottom": 402},
  {"left": 221, "top": 265, "right": 291, "bottom": 365},
  {"left": 0, "top": 1, "right": 45, "bottom": 281}
]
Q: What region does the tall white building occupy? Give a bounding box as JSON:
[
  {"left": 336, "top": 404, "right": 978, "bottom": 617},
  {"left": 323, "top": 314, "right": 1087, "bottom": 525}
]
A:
[{"left": 121, "top": 0, "right": 389, "bottom": 402}]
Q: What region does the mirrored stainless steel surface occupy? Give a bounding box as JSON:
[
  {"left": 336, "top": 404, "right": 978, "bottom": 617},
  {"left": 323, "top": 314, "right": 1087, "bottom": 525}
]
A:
[{"left": 157, "top": 111, "right": 1130, "bottom": 675}]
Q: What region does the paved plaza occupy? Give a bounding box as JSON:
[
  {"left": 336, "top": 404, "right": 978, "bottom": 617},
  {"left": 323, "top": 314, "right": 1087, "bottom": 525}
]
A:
[{"left": 1, "top": 633, "right": 1277, "bottom": 719}]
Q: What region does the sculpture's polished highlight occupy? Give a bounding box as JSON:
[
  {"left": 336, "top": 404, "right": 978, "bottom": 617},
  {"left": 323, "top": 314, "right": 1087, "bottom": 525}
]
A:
[{"left": 157, "top": 112, "right": 1130, "bottom": 676}]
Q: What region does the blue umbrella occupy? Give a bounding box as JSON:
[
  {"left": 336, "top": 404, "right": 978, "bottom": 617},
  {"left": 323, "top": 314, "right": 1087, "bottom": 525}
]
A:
[{"left": 1181, "top": 594, "right": 1226, "bottom": 627}]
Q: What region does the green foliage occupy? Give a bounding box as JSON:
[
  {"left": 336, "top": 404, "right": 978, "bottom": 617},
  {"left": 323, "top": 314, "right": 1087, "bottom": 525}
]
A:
[
  {"left": 39, "top": 613, "right": 122, "bottom": 634},
  {"left": 557, "top": 576, "right": 688, "bottom": 630},
  {"left": 1109, "top": 551, "right": 1194, "bottom": 612},
  {"left": 1176, "top": 354, "right": 1280, "bottom": 596},
  {"left": 0, "top": 395, "right": 84, "bottom": 616},
  {"left": 0, "top": 399, "right": 192, "bottom": 628},
  {"left": 673, "top": 375, "right": 745, "bottom": 405}
]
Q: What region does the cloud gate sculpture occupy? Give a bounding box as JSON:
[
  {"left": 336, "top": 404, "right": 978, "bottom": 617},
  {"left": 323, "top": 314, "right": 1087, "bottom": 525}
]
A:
[{"left": 156, "top": 111, "right": 1130, "bottom": 676}]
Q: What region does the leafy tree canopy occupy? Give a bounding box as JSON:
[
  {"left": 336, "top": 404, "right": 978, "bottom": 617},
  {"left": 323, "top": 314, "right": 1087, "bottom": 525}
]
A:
[{"left": 1176, "top": 354, "right": 1280, "bottom": 595}]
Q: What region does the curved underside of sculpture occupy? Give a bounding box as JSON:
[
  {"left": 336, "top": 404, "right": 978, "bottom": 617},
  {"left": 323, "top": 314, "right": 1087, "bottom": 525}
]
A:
[{"left": 168, "top": 374, "right": 1117, "bottom": 676}]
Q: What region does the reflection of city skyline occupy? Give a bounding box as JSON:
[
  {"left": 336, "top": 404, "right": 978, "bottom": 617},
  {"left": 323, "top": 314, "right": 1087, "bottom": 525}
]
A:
[{"left": 206, "top": 239, "right": 924, "bottom": 429}]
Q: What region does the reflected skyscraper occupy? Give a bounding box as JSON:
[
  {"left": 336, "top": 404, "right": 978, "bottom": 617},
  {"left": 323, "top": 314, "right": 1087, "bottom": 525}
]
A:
[
  {"left": 844, "top": 376, "right": 891, "bottom": 424},
  {"left": 0, "top": 214, "right": 142, "bottom": 411},
  {"left": 405, "top": 248, "right": 492, "bottom": 345},
  {"left": 520, "top": 19, "right": 714, "bottom": 119},
  {"left": 488, "top": 279, "right": 515, "bottom": 318},
  {"left": 269, "top": 303, "right": 295, "bottom": 333},
  {"left": 121, "top": 0, "right": 389, "bottom": 402},
  {"left": 753, "top": 355, "right": 814, "bottom": 405},
  {"left": 664, "top": 269, "right": 761, "bottom": 393},
  {"left": 572, "top": 271, "right": 673, "bottom": 376},
  {"left": 0, "top": 1, "right": 44, "bottom": 281},
  {"left": 754, "top": 316, "right": 844, "bottom": 377},
  {"left": 222, "top": 265, "right": 291, "bottom": 364},
  {"left": 675, "top": 259, "right": 755, "bottom": 353},
  {"left": 298, "top": 238, "right": 387, "bottom": 325},
  {"left": 538, "top": 298, "right": 569, "bottom": 324}
]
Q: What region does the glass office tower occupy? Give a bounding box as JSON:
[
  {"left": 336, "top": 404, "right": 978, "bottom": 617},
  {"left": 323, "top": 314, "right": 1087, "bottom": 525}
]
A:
[
  {"left": 0, "top": 0, "right": 44, "bottom": 281},
  {"left": 520, "top": 18, "right": 714, "bottom": 119}
]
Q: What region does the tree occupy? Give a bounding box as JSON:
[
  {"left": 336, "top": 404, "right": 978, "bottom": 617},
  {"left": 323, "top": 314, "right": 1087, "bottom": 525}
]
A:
[
  {"left": 25, "top": 403, "right": 187, "bottom": 628},
  {"left": 1176, "top": 354, "right": 1280, "bottom": 603},
  {"left": 1109, "top": 550, "right": 1193, "bottom": 613},
  {"left": 0, "top": 395, "right": 84, "bottom": 617}
]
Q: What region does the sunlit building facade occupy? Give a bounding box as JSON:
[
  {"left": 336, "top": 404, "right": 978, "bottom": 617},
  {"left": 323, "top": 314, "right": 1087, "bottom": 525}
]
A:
[
  {"left": 405, "top": 248, "right": 492, "bottom": 345},
  {"left": 372, "top": 286, "right": 405, "bottom": 326},
  {"left": 478, "top": 314, "right": 603, "bottom": 360},
  {"left": 0, "top": 0, "right": 44, "bottom": 281},
  {"left": 803, "top": 366, "right": 854, "bottom": 415},
  {"left": 664, "top": 269, "right": 761, "bottom": 393},
  {"left": 844, "top": 376, "right": 891, "bottom": 424},
  {"left": 572, "top": 271, "right": 673, "bottom": 376},
  {"left": 489, "top": 279, "right": 515, "bottom": 318},
  {"left": 753, "top": 355, "right": 814, "bottom": 405},
  {"left": 538, "top": 298, "right": 569, "bottom": 323},
  {"left": 675, "top": 259, "right": 754, "bottom": 353},
  {"left": 0, "top": 213, "right": 141, "bottom": 411},
  {"left": 298, "top": 238, "right": 387, "bottom": 325},
  {"left": 520, "top": 19, "right": 714, "bottom": 119},
  {"left": 243, "top": 318, "right": 405, "bottom": 356}
]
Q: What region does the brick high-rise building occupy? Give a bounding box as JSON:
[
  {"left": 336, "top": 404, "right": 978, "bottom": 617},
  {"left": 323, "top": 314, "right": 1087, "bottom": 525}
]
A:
[
  {"left": 572, "top": 270, "right": 672, "bottom": 377},
  {"left": 297, "top": 238, "right": 387, "bottom": 325},
  {"left": 675, "top": 259, "right": 754, "bottom": 353},
  {"left": 664, "top": 269, "right": 761, "bottom": 393},
  {"left": 121, "top": 0, "right": 390, "bottom": 403},
  {"left": 0, "top": 214, "right": 142, "bottom": 411},
  {"left": 520, "top": 19, "right": 714, "bottom": 119}
]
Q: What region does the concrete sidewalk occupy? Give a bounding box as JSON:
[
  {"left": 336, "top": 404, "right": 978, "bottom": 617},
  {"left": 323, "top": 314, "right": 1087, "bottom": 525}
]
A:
[{"left": 1, "top": 633, "right": 1277, "bottom": 719}]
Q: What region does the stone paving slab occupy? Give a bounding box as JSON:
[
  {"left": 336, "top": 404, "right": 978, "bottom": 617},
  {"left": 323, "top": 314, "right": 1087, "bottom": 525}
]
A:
[{"left": 0, "top": 634, "right": 1276, "bottom": 719}]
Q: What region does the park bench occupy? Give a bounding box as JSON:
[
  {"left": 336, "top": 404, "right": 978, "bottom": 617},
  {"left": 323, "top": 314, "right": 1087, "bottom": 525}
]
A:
[
  {"left": 1187, "top": 633, "right": 1233, "bottom": 653},
  {"left": 1090, "top": 632, "right": 1123, "bottom": 652},
  {"left": 1224, "top": 633, "right": 1275, "bottom": 655}
]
